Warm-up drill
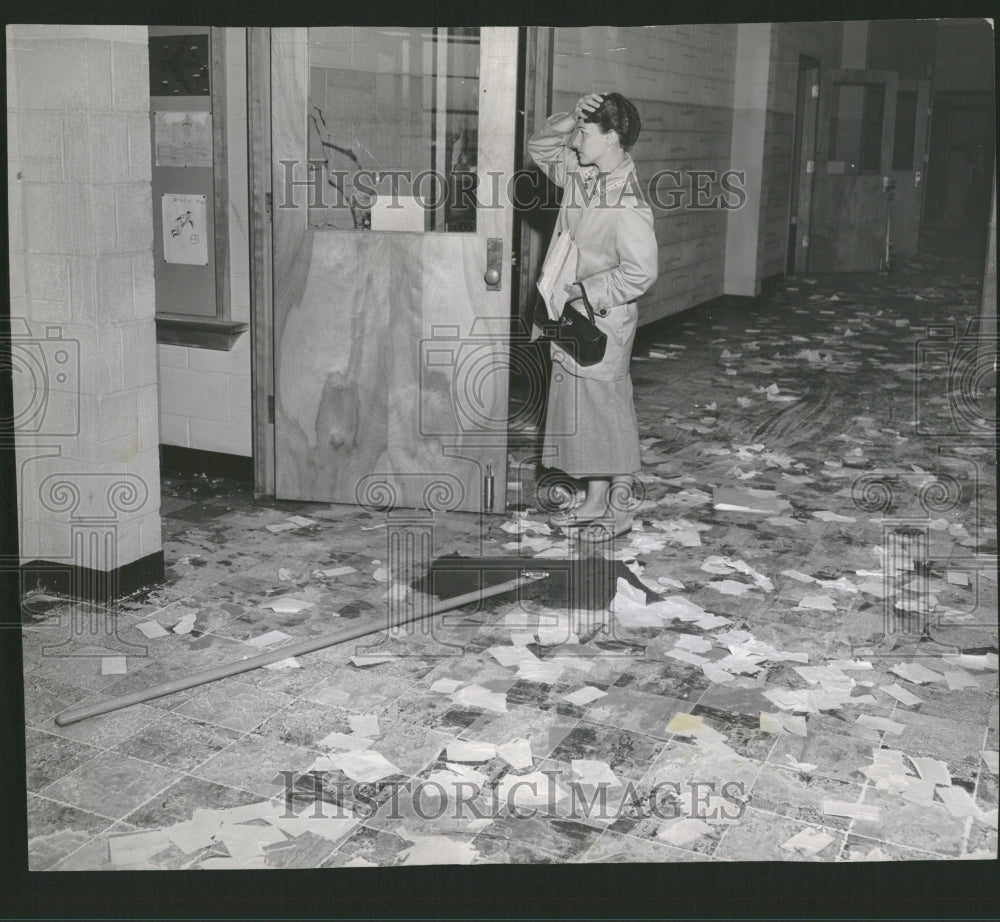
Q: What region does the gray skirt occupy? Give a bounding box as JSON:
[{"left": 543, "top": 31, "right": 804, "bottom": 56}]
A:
[{"left": 541, "top": 368, "right": 641, "bottom": 477}]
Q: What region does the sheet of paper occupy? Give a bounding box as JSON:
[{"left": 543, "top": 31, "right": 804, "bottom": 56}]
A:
[
  {"left": 262, "top": 657, "right": 301, "bottom": 670},
  {"left": 898, "top": 776, "right": 936, "bottom": 806},
  {"left": 173, "top": 613, "right": 197, "bottom": 634},
  {"left": 108, "top": 830, "right": 173, "bottom": 868},
  {"left": 216, "top": 823, "right": 287, "bottom": 863},
  {"left": 248, "top": 630, "right": 292, "bottom": 648},
  {"left": 488, "top": 645, "right": 538, "bottom": 668},
  {"left": 515, "top": 661, "right": 564, "bottom": 684},
  {"left": 759, "top": 712, "right": 784, "bottom": 734},
  {"left": 269, "top": 815, "right": 359, "bottom": 843},
  {"left": 163, "top": 817, "right": 219, "bottom": 855},
  {"left": 674, "top": 633, "right": 713, "bottom": 653},
  {"left": 656, "top": 817, "right": 712, "bottom": 846},
  {"left": 450, "top": 684, "right": 508, "bottom": 713},
  {"left": 349, "top": 715, "right": 381, "bottom": 738},
  {"left": 562, "top": 686, "right": 607, "bottom": 707},
  {"left": 822, "top": 800, "right": 879, "bottom": 822},
  {"left": 784, "top": 754, "right": 818, "bottom": 772},
  {"left": 666, "top": 648, "right": 709, "bottom": 667},
  {"left": 101, "top": 656, "right": 127, "bottom": 675},
  {"left": 446, "top": 740, "right": 497, "bottom": 762},
  {"left": 983, "top": 751, "right": 999, "bottom": 775},
  {"left": 331, "top": 750, "right": 402, "bottom": 782},
  {"left": 936, "top": 785, "right": 980, "bottom": 818},
  {"left": 889, "top": 662, "right": 944, "bottom": 685},
  {"left": 318, "top": 731, "right": 374, "bottom": 751},
  {"left": 399, "top": 835, "right": 479, "bottom": 866},
  {"left": 287, "top": 515, "right": 316, "bottom": 527},
  {"left": 265, "top": 522, "right": 297, "bottom": 533},
  {"left": 797, "top": 594, "right": 838, "bottom": 611},
  {"left": 571, "top": 759, "right": 619, "bottom": 787},
  {"left": 942, "top": 669, "right": 979, "bottom": 691},
  {"left": 780, "top": 827, "right": 835, "bottom": 857},
  {"left": 212, "top": 801, "right": 282, "bottom": 825},
  {"left": 496, "top": 738, "right": 534, "bottom": 770},
  {"left": 879, "top": 683, "right": 924, "bottom": 706},
  {"left": 430, "top": 678, "right": 464, "bottom": 694},
  {"left": 318, "top": 565, "right": 357, "bottom": 578},
  {"left": 496, "top": 771, "right": 569, "bottom": 808},
  {"left": 263, "top": 598, "right": 314, "bottom": 614},
  {"left": 666, "top": 712, "right": 705, "bottom": 736},
  {"left": 136, "top": 620, "right": 170, "bottom": 639},
  {"left": 855, "top": 715, "right": 905, "bottom": 735},
  {"left": 701, "top": 663, "right": 734, "bottom": 684},
  {"left": 910, "top": 756, "right": 951, "bottom": 786}
]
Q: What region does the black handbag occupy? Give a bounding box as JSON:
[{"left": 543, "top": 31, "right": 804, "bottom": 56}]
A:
[{"left": 534, "top": 285, "right": 607, "bottom": 367}]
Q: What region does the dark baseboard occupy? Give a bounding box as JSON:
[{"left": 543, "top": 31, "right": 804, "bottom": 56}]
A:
[
  {"left": 160, "top": 444, "right": 254, "bottom": 484},
  {"left": 21, "top": 550, "right": 165, "bottom": 605}
]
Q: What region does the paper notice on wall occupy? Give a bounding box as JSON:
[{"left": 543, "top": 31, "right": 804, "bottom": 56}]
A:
[
  {"left": 154, "top": 111, "right": 213, "bottom": 168},
  {"left": 162, "top": 193, "right": 208, "bottom": 265}
]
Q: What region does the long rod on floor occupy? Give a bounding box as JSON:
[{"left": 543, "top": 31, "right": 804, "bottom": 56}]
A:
[{"left": 54, "top": 573, "right": 544, "bottom": 727}]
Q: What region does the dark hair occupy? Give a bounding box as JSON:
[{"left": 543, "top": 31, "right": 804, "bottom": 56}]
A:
[{"left": 584, "top": 92, "right": 642, "bottom": 150}]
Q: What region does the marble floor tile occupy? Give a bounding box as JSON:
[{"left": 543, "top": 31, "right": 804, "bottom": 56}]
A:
[
  {"left": 190, "top": 733, "right": 319, "bottom": 799},
  {"left": 110, "top": 711, "right": 243, "bottom": 772},
  {"left": 38, "top": 750, "right": 182, "bottom": 821},
  {"left": 579, "top": 828, "right": 707, "bottom": 862},
  {"left": 173, "top": 682, "right": 297, "bottom": 733},
  {"left": 746, "top": 764, "right": 864, "bottom": 832},
  {"left": 24, "top": 728, "right": 102, "bottom": 793},
  {"left": 27, "top": 794, "right": 116, "bottom": 870},
  {"left": 713, "top": 806, "right": 845, "bottom": 861},
  {"left": 851, "top": 787, "right": 969, "bottom": 857}
]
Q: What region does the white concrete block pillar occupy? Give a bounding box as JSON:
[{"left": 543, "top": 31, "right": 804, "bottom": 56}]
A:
[
  {"left": 724, "top": 22, "right": 774, "bottom": 298},
  {"left": 7, "top": 24, "right": 163, "bottom": 599}
]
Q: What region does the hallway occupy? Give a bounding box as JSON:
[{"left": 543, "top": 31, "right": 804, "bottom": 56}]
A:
[{"left": 21, "top": 237, "right": 997, "bottom": 869}]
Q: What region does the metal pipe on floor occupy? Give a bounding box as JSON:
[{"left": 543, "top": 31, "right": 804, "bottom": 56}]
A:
[{"left": 54, "top": 573, "right": 544, "bottom": 727}]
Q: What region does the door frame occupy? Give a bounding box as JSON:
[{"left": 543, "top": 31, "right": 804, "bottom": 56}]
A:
[
  {"left": 248, "top": 27, "right": 275, "bottom": 496},
  {"left": 786, "top": 54, "right": 820, "bottom": 277}
]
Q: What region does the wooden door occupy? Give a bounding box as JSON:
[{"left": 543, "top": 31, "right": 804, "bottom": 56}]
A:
[
  {"left": 270, "top": 28, "right": 518, "bottom": 513},
  {"left": 809, "top": 69, "right": 898, "bottom": 272},
  {"left": 888, "top": 79, "right": 931, "bottom": 258}
]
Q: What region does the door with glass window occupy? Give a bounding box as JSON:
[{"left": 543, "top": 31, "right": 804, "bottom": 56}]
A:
[
  {"left": 810, "top": 69, "right": 898, "bottom": 271},
  {"left": 269, "top": 28, "right": 518, "bottom": 512}
]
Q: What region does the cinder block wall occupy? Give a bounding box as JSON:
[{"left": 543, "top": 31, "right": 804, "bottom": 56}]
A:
[
  {"left": 551, "top": 25, "right": 739, "bottom": 325},
  {"left": 7, "top": 24, "right": 162, "bottom": 571},
  {"left": 156, "top": 28, "right": 252, "bottom": 458}
]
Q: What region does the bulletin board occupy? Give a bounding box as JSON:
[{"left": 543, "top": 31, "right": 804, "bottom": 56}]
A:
[{"left": 149, "top": 26, "right": 218, "bottom": 319}]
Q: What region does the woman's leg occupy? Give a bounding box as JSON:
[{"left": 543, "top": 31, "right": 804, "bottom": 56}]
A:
[{"left": 572, "top": 474, "right": 632, "bottom": 518}]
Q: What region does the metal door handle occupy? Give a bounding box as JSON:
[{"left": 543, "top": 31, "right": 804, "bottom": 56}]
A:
[{"left": 485, "top": 238, "right": 502, "bottom": 290}]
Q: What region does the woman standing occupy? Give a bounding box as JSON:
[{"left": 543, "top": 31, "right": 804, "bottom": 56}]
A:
[{"left": 528, "top": 92, "right": 659, "bottom": 541}]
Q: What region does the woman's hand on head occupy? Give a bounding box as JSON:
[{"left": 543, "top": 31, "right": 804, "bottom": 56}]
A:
[
  {"left": 574, "top": 93, "right": 604, "bottom": 123},
  {"left": 563, "top": 281, "right": 584, "bottom": 302}
]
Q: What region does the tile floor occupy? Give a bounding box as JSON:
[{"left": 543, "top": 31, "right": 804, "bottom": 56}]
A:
[{"left": 21, "top": 232, "right": 997, "bottom": 869}]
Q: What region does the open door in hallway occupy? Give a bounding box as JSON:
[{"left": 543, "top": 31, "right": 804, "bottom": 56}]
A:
[
  {"left": 809, "top": 69, "right": 899, "bottom": 272},
  {"left": 269, "top": 28, "right": 518, "bottom": 512}
]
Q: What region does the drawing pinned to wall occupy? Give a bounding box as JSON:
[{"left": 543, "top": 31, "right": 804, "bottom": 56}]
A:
[
  {"left": 162, "top": 193, "right": 208, "bottom": 265},
  {"left": 154, "top": 112, "right": 213, "bottom": 168}
]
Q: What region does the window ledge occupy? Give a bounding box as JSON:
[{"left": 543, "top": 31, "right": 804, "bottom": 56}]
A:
[{"left": 155, "top": 314, "right": 248, "bottom": 351}]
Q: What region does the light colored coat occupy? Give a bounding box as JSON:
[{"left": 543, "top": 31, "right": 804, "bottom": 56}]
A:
[{"left": 527, "top": 114, "right": 659, "bottom": 381}]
